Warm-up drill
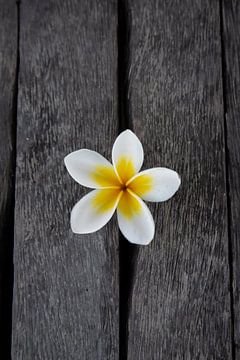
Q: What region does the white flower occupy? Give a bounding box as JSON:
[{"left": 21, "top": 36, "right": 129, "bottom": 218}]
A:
[{"left": 64, "top": 130, "right": 180, "bottom": 245}]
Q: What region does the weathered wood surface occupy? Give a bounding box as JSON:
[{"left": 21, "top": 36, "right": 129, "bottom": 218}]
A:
[
  {"left": 126, "top": 0, "right": 232, "bottom": 358},
  {"left": 5, "top": 0, "right": 240, "bottom": 358},
  {"left": 12, "top": 1, "right": 119, "bottom": 359},
  {"left": 222, "top": 1, "right": 240, "bottom": 357},
  {"left": 0, "top": 0, "right": 17, "bottom": 358}
]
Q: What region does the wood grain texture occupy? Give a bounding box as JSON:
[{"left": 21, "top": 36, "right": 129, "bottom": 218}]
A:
[
  {"left": 222, "top": 1, "right": 240, "bottom": 357},
  {"left": 125, "top": 0, "right": 232, "bottom": 358},
  {"left": 12, "top": 1, "right": 119, "bottom": 359},
  {"left": 0, "top": 0, "right": 17, "bottom": 357}
]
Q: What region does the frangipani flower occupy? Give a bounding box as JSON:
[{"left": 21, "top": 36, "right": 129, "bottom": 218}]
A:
[{"left": 64, "top": 130, "right": 180, "bottom": 245}]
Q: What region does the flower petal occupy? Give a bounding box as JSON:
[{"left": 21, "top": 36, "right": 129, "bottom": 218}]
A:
[
  {"left": 117, "top": 190, "right": 155, "bottom": 245},
  {"left": 128, "top": 167, "right": 181, "bottom": 202},
  {"left": 112, "top": 130, "right": 144, "bottom": 183},
  {"left": 71, "top": 189, "right": 122, "bottom": 234},
  {"left": 64, "top": 149, "right": 120, "bottom": 188}
]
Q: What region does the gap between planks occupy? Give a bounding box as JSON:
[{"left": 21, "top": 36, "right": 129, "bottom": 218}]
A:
[
  {"left": 118, "top": 0, "right": 138, "bottom": 359},
  {"left": 219, "top": 0, "right": 236, "bottom": 358}
]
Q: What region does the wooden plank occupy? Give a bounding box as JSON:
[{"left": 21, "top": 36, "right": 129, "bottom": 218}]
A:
[
  {"left": 12, "top": 1, "right": 119, "bottom": 359},
  {"left": 126, "top": 0, "right": 232, "bottom": 358},
  {"left": 0, "top": 0, "right": 17, "bottom": 357},
  {"left": 222, "top": 0, "right": 240, "bottom": 357}
]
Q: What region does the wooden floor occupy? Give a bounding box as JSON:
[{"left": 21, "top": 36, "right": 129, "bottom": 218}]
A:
[{"left": 0, "top": 0, "right": 240, "bottom": 359}]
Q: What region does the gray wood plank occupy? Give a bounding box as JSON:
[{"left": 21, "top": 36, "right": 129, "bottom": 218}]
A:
[
  {"left": 222, "top": 0, "right": 240, "bottom": 357},
  {"left": 12, "top": 1, "right": 119, "bottom": 359},
  {"left": 125, "top": 0, "right": 232, "bottom": 358},
  {"left": 0, "top": 0, "right": 17, "bottom": 357}
]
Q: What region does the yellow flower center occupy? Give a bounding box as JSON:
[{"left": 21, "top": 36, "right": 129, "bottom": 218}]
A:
[
  {"left": 91, "top": 156, "right": 153, "bottom": 218},
  {"left": 115, "top": 155, "right": 136, "bottom": 184}
]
